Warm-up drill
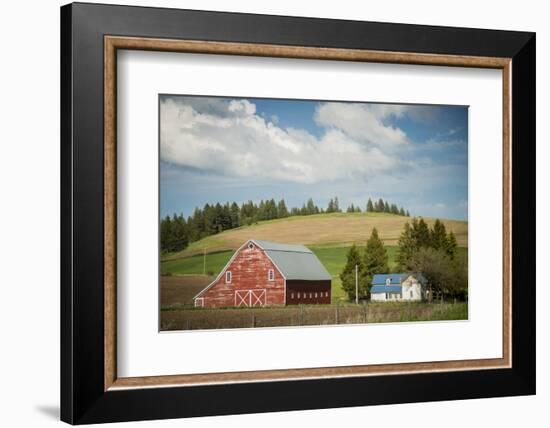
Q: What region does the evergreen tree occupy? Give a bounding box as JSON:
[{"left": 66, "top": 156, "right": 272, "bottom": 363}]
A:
[
  {"left": 306, "top": 198, "right": 317, "bottom": 215},
  {"left": 340, "top": 244, "right": 367, "bottom": 301},
  {"left": 445, "top": 230, "right": 458, "bottom": 259},
  {"left": 347, "top": 203, "right": 355, "bottom": 213},
  {"left": 390, "top": 203, "right": 399, "bottom": 214},
  {"left": 277, "top": 199, "right": 289, "bottom": 218},
  {"left": 430, "top": 219, "right": 448, "bottom": 251},
  {"left": 396, "top": 222, "right": 416, "bottom": 269},
  {"left": 229, "top": 202, "right": 240, "bottom": 228},
  {"left": 384, "top": 201, "right": 391, "bottom": 213},
  {"left": 327, "top": 198, "right": 335, "bottom": 213},
  {"left": 406, "top": 210, "right": 410, "bottom": 217},
  {"left": 377, "top": 198, "right": 385, "bottom": 212},
  {"left": 363, "top": 228, "right": 389, "bottom": 297},
  {"left": 334, "top": 196, "right": 341, "bottom": 212},
  {"left": 413, "top": 217, "right": 431, "bottom": 248},
  {"left": 399, "top": 207, "right": 406, "bottom": 216},
  {"left": 367, "top": 198, "right": 374, "bottom": 212}
]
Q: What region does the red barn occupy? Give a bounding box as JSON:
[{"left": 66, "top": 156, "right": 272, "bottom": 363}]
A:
[{"left": 193, "top": 240, "right": 332, "bottom": 308}]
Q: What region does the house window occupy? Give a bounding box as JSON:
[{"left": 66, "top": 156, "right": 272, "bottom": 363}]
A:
[
  {"left": 386, "top": 293, "right": 389, "bottom": 299},
  {"left": 268, "top": 269, "right": 274, "bottom": 281},
  {"left": 410, "top": 290, "right": 413, "bottom": 298},
  {"left": 225, "top": 271, "right": 232, "bottom": 283}
]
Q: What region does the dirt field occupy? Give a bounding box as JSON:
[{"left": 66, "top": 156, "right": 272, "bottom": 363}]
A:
[
  {"left": 160, "top": 302, "right": 468, "bottom": 331},
  {"left": 160, "top": 275, "right": 213, "bottom": 308}
]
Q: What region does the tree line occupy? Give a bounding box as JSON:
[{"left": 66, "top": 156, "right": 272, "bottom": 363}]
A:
[
  {"left": 161, "top": 196, "right": 410, "bottom": 253},
  {"left": 340, "top": 218, "right": 466, "bottom": 301}
]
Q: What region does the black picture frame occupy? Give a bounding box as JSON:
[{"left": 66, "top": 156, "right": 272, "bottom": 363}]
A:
[{"left": 61, "top": 2, "right": 535, "bottom": 424}]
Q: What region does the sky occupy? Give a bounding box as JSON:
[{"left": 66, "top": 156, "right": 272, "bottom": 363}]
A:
[{"left": 160, "top": 95, "right": 468, "bottom": 221}]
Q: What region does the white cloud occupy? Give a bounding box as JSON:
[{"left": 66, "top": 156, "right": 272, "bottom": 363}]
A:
[
  {"left": 314, "top": 102, "right": 409, "bottom": 149},
  {"left": 160, "top": 97, "right": 401, "bottom": 184}
]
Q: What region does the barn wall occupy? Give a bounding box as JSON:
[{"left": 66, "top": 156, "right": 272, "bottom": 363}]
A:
[
  {"left": 198, "top": 244, "right": 285, "bottom": 308},
  {"left": 286, "top": 280, "right": 331, "bottom": 305}
]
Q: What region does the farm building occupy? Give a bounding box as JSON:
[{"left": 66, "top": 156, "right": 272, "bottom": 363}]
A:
[
  {"left": 193, "top": 239, "right": 332, "bottom": 308},
  {"left": 370, "top": 273, "right": 427, "bottom": 302}
]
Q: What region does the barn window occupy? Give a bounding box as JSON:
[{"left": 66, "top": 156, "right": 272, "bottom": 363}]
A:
[
  {"left": 297, "top": 292, "right": 300, "bottom": 299},
  {"left": 309, "top": 293, "right": 313, "bottom": 298},
  {"left": 248, "top": 243, "right": 254, "bottom": 250},
  {"left": 291, "top": 293, "right": 294, "bottom": 299},
  {"left": 225, "top": 271, "right": 232, "bottom": 283},
  {"left": 315, "top": 292, "right": 318, "bottom": 298},
  {"left": 268, "top": 269, "right": 274, "bottom": 281}
]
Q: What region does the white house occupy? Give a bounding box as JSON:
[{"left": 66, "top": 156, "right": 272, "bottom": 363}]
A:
[{"left": 370, "top": 273, "right": 426, "bottom": 302}]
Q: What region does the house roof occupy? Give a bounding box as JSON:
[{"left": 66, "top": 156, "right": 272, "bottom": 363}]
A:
[
  {"left": 371, "top": 273, "right": 427, "bottom": 286},
  {"left": 371, "top": 285, "right": 403, "bottom": 293},
  {"left": 372, "top": 273, "right": 408, "bottom": 285},
  {"left": 252, "top": 240, "right": 331, "bottom": 281}
]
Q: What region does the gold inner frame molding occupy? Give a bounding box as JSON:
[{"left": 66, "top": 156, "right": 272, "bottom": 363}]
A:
[{"left": 104, "top": 35, "right": 512, "bottom": 391}]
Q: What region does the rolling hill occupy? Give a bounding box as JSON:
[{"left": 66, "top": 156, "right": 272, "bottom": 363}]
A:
[{"left": 164, "top": 212, "right": 468, "bottom": 260}]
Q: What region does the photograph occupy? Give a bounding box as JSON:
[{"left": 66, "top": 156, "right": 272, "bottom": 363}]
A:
[{"left": 159, "top": 95, "right": 469, "bottom": 331}]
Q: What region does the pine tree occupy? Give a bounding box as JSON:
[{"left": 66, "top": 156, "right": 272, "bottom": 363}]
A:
[
  {"left": 363, "top": 228, "right": 389, "bottom": 297},
  {"left": 367, "top": 198, "right": 374, "bottom": 212},
  {"left": 377, "top": 198, "right": 384, "bottom": 212},
  {"left": 445, "top": 230, "right": 458, "bottom": 259},
  {"left": 277, "top": 199, "right": 289, "bottom": 218},
  {"left": 406, "top": 210, "right": 410, "bottom": 217},
  {"left": 327, "top": 198, "right": 334, "bottom": 213},
  {"left": 430, "top": 219, "right": 448, "bottom": 250},
  {"left": 229, "top": 202, "right": 240, "bottom": 228},
  {"left": 384, "top": 201, "right": 391, "bottom": 213},
  {"left": 399, "top": 207, "right": 406, "bottom": 216},
  {"left": 396, "top": 222, "right": 416, "bottom": 269},
  {"left": 340, "top": 244, "right": 367, "bottom": 301},
  {"left": 413, "top": 217, "right": 431, "bottom": 248},
  {"left": 306, "top": 198, "right": 316, "bottom": 215},
  {"left": 334, "top": 196, "right": 340, "bottom": 212}
]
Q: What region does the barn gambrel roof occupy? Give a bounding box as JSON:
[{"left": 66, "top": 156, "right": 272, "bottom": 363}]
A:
[{"left": 252, "top": 240, "right": 331, "bottom": 281}]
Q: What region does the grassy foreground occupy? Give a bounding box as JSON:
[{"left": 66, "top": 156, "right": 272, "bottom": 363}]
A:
[{"left": 161, "top": 302, "right": 468, "bottom": 331}]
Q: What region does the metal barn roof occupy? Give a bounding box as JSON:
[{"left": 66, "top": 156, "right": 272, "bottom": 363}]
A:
[
  {"left": 252, "top": 240, "right": 331, "bottom": 281},
  {"left": 370, "top": 285, "right": 403, "bottom": 293},
  {"left": 372, "top": 273, "right": 408, "bottom": 285}
]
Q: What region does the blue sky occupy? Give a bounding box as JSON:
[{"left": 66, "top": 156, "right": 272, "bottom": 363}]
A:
[{"left": 160, "top": 95, "right": 468, "bottom": 220}]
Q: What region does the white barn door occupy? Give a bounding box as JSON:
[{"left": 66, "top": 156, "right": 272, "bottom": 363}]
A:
[{"left": 235, "top": 290, "right": 266, "bottom": 307}]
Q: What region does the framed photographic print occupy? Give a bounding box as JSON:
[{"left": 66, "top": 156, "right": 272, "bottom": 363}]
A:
[{"left": 60, "top": 2, "right": 535, "bottom": 424}]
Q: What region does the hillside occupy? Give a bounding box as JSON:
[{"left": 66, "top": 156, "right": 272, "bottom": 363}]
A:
[{"left": 164, "top": 212, "right": 468, "bottom": 260}]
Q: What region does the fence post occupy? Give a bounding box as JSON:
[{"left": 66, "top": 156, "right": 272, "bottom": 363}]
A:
[
  {"left": 300, "top": 305, "right": 304, "bottom": 325},
  {"left": 252, "top": 313, "right": 256, "bottom": 328},
  {"left": 335, "top": 302, "right": 340, "bottom": 324},
  {"left": 363, "top": 302, "right": 368, "bottom": 323},
  {"left": 186, "top": 319, "right": 191, "bottom": 330}
]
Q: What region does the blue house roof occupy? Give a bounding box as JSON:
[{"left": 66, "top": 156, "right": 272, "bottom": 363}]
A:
[
  {"left": 372, "top": 273, "right": 408, "bottom": 285},
  {"left": 371, "top": 285, "right": 402, "bottom": 293}
]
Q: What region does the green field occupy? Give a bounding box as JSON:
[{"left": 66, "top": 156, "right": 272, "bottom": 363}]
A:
[{"left": 161, "top": 244, "right": 467, "bottom": 303}]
